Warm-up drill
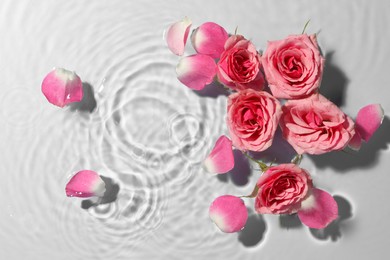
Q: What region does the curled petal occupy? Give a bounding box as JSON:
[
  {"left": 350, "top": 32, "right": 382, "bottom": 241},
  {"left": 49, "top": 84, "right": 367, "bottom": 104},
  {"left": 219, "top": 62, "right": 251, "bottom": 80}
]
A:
[
  {"left": 176, "top": 54, "right": 217, "bottom": 90},
  {"left": 166, "top": 17, "right": 192, "bottom": 56},
  {"left": 298, "top": 188, "right": 338, "bottom": 229},
  {"left": 209, "top": 195, "right": 248, "bottom": 233},
  {"left": 355, "top": 104, "right": 384, "bottom": 142},
  {"left": 42, "top": 68, "right": 83, "bottom": 107},
  {"left": 204, "top": 135, "right": 234, "bottom": 174},
  {"left": 191, "top": 22, "right": 228, "bottom": 59},
  {"left": 348, "top": 132, "right": 362, "bottom": 151},
  {"left": 65, "top": 170, "right": 106, "bottom": 198}
]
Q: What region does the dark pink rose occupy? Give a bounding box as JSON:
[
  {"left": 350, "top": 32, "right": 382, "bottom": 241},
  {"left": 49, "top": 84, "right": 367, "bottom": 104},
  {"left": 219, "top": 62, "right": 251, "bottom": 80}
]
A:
[
  {"left": 255, "top": 164, "right": 312, "bottom": 214},
  {"left": 217, "top": 35, "right": 265, "bottom": 91},
  {"left": 227, "top": 89, "right": 281, "bottom": 152},
  {"left": 280, "top": 94, "right": 355, "bottom": 155},
  {"left": 262, "top": 34, "right": 324, "bottom": 99}
]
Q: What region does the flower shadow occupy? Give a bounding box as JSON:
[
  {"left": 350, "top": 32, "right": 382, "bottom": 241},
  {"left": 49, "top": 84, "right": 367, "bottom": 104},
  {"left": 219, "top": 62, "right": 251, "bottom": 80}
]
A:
[
  {"left": 194, "top": 81, "right": 230, "bottom": 98},
  {"left": 238, "top": 208, "right": 267, "bottom": 247},
  {"left": 309, "top": 116, "right": 390, "bottom": 172},
  {"left": 309, "top": 195, "right": 353, "bottom": 241},
  {"left": 320, "top": 51, "right": 349, "bottom": 107},
  {"left": 69, "top": 82, "right": 97, "bottom": 113},
  {"left": 81, "top": 176, "right": 120, "bottom": 209},
  {"left": 216, "top": 150, "right": 251, "bottom": 186}
]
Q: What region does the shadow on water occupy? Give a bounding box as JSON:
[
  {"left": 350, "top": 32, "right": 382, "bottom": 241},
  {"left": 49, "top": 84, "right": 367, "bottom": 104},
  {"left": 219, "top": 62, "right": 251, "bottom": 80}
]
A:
[
  {"left": 309, "top": 116, "right": 390, "bottom": 172},
  {"left": 279, "top": 214, "right": 303, "bottom": 230},
  {"left": 216, "top": 150, "right": 251, "bottom": 186},
  {"left": 320, "top": 51, "right": 349, "bottom": 107},
  {"left": 250, "top": 129, "right": 297, "bottom": 164},
  {"left": 310, "top": 195, "right": 353, "bottom": 241},
  {"left": 81, "top": 176, "right": 120, "bottom": 209},
  {"left": 238, "top": 208, "right": 267, "bottom": 247},
  {"left": 69, "top": 82, "right": 97, "bottom": 113},
  {"left": 194, "top": 81, "right": 230, "bottom": 98},
  {"left": 278, "top": 195, "right": 353, "bottom": 242}
]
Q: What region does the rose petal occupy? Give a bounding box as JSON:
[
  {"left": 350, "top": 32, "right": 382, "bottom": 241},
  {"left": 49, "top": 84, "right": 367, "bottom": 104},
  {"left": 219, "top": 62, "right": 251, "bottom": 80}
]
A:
[
  {"left": 298, "top": 188, "right": 338, "bottom": 229},
  {"left": 41, "top": 68, "right": 83, "bottom": 107},
  {"left": 348, "top": 131, "right": 362, "bottom": 151},
  {"left": 166, "top": 17, "right": 192, "bottom": 56},
  {"left": 355, "top": 104, "right": 384, "bottom": 142},
  {"left": 209, "top": 195, "right": 248, "bottom": 233},
  {"left": 176, "top": 54, "right": 217, "bottom": 90},
  {"left": 191, "top": 22, "right": 228, "bottom": 59},
  {"left": 204, "top": 135, "right": 234, "bottom": 174},
  {"left": 65, "top": 170, "right": 106, "bottom": 198}
]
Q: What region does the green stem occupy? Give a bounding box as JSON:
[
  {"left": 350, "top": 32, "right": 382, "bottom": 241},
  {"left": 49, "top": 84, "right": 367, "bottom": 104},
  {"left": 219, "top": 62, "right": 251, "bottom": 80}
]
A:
[
  {"left": 301, "top": 19, "right": 311, "bottom": 34},
  {"left": 291, "top": 154, "right": 303, "bottom": 165},
  {"left": 243, "top": 152, "right": 268, "bottom": 172}
]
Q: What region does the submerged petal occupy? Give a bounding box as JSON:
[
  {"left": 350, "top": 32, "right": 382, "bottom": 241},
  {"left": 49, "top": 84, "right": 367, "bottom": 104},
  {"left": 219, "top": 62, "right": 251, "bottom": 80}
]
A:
[
  {"left": 298, "top": 188, "right": 338, "bottom": 229},
  {"left": 41, "top": 68, "right": 83, "bottom": 107},
  {"left": 65, "top": 170, "right": 106, "bottom": 198},
  {"left": 191, "top": 22, "right": 228, "bottom": 59},
  {"left": 204, "top": 135, "right": 234, "bottom": 174},
  {"left": 176, "top": 54, "right": 217, "bottom": 90},
  {"left": 166, "top": 17, "right": 192, "bottom": 56},
  {"left": 355, "top": 104, "right": 384, "bottom": 142},
  {"left": 209, "top": 195, "right": 248, "bottom": 233}
]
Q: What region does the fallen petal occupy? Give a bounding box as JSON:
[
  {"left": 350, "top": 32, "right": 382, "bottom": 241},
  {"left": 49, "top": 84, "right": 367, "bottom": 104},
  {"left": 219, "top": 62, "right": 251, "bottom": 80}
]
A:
[
  {"left": 176, "top": 54, "right": 217, "bottom": 90},
  {"left": 298, "top": 188, "right": 338, "bottom": 229},
  {"left": 42, "top": 68, "right": 83, "bottom": 107},
  {"left": 209, "top": 195, "right": 248, "bottom": 233},
  {"left": 166, "top": 17, "right": 192, "bottom": 56},
  {"left": 65, "top": 170, "right": 106, "bottom": 198},
  {"left": 204, "top": 135, "right": 234, "bottom": 174},
  {"left": 348, "top": 132, "right": 362, "bottom": 151},
  {"left": 191, "top": 22, "right": 229, "bottom": 59},
  {"left": 355, "top": 104, "right": 384, "bottom": 142}
]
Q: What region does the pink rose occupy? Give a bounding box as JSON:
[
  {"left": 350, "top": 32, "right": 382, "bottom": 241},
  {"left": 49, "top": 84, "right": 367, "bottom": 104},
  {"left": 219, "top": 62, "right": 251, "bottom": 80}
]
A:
[
  {"left": 217, "top": 35, "right": 265, "bottom": 91},
  {"left": 280, "top": 94, "right": 355, "bottom": 155},
  {"left": 255, "top": 164, "right": 312, "bottom": 214},
  {"left": 227, "top": 89, "right": 281, "bottom": 152},
  {"left": 262, "top": 34, "right": 324, "bottom": 99}
]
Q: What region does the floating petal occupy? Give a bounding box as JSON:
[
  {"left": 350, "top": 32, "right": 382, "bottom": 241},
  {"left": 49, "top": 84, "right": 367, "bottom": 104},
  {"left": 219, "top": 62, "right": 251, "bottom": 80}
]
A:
[
  {"left": 41, "top": 68, "right": 83, "bottom": 107},
  {"left": 298, "top": 188, "right": 338, "bottom": 229},
  {"left": 355, "top": 104, "right": 384, "bottom": 142},
  {"left": 348, "top": 132, "right": 362, "bottom": 151},
  {"left": 166, "top": 17, "right": 192, "bottom": 56},
  {"left": 191, "top": 22, "right": 228, "bottom": 59},
  {"left": 209, "top": 195, "right": 248, "bottom": 233},
  {"left": 65, "top": 170, "right": 106, "bottom": 198},
  {"left": 176, "top": 54, "right": 217, "bottom": 90},
  {"left": 204, "top": 135, "right": 234, "bottom": 174}
]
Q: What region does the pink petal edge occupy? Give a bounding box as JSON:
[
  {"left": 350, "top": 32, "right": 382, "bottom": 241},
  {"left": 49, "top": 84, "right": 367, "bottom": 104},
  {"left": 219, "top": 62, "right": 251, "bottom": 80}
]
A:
[
  {"left": 204, "top": 135, "right": 234, "bottom": 174},
  {"left": 355, "top": 104, "right": 384, "bottom": 142},
  {"left": 209, "top": 195, "right": 248, "bottom": 233},
  {"left": 166, "top": 17, "right": 192, "bottom": 56},
  {"left": 348, "top": 132, "right": 362, "bottom": 151},
  {"left": 297, "top": 188, "right": 338, "bottom": 229},
  {"left": 176, "top": 54, "right": 217, "bottom": 90},
  {"left": 65, "top": 170, "right": 106, "bottom": 198},
  {"left": 191, "top": 22, "right": 229, "bottom": 59},
  {"left": 42, "top": 68, "right": 83, "bottom": 108}
]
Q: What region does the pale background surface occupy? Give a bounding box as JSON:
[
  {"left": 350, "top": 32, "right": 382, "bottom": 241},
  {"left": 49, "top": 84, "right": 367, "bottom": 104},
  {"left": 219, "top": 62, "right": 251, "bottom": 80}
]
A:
[{"left": 0, "top": 0, "right": 389, "bottom": 259}]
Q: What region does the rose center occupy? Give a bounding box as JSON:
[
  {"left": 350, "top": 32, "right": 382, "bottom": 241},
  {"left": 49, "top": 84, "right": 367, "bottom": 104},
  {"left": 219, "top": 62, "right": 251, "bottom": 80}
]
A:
[
  {"left": 243, "top": 107, "right": 263, "bottom": 127},
  {"left": 305, "top": 110, "right": 324, "bottom": 128}
]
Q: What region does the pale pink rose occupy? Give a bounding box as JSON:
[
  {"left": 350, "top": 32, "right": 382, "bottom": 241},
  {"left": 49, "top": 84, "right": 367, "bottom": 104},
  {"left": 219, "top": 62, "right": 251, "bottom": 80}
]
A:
[
  {"left": 255, "top": 164, "right": 338, "bottom": 229},
  {"left": 280, "top": 94, "right": 355, "bottom": 155},
  {"left": 217, "top": 35, "right": 265, "bottom": 91},
  {"left": 227, "top": 89, "right": 281, "bottom": 152},
  {"left": 262, "top": 34, "right": 324, "bottom": 99}
]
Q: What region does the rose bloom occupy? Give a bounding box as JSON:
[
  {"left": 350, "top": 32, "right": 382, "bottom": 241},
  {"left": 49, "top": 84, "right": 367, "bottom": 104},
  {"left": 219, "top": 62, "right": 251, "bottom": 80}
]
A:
[
  {"left": 227, "top": 89, "right": 281, "bottom": 152},
  {"left": 262, "top": 34, "right": 324, "bottom": 99},
  {"left": 280, "top": 94, "right": 355, "bottom": 155},
  {"left": 255, "top": 164, "right": 312, "bottom": 214},
  {"left": 217, "top": 35, "right": 265, "bottom": 91}
]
